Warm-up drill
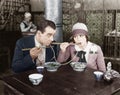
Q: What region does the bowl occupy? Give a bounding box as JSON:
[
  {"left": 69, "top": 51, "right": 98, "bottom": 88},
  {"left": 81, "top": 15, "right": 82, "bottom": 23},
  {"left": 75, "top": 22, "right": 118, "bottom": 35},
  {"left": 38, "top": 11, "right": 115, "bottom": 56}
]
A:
[
  {"left": 28, "top": 73, "right": 43, "bottom": 85},
  {"left": 93, "top": 71, "right": 103, "bottom": 81},
  {"left": 70, "top": 62, "right": 87, "bottom": 71},
  {"left": 44, "top": 62, "right": 61, "bottom": 72}
]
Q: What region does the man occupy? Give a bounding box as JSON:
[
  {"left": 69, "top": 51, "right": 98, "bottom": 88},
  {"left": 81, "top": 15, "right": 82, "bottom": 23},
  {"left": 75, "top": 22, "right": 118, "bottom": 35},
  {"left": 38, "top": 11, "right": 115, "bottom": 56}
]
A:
[
  {"left": 12, "top": 19, "right": 57, "bottom": 73},
  {"left": 57, "top": 22, "right": 106, "bottom": 72},
  {"left": 20, "top": 12, "right": 37, "bottom": 32}
]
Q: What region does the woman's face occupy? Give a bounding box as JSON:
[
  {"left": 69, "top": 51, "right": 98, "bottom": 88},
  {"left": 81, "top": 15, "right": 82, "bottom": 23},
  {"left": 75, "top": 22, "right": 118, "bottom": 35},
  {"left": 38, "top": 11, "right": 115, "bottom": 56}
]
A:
[{"left": 73, "top": 34, "right": 87, "bottom": 46}]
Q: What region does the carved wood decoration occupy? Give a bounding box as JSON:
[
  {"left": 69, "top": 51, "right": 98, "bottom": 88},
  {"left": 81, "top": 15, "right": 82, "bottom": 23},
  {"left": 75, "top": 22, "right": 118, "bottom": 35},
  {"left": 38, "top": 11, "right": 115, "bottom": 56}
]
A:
[{"left": 0, "top": 0, "right": 30, "bottom": 31}]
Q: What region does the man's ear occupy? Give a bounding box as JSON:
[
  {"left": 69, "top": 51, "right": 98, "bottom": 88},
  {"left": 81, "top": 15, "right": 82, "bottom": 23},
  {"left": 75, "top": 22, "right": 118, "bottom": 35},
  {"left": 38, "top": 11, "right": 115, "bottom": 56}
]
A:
[{"left": 37, "top": 30, "right": 42, "bottom": 35}]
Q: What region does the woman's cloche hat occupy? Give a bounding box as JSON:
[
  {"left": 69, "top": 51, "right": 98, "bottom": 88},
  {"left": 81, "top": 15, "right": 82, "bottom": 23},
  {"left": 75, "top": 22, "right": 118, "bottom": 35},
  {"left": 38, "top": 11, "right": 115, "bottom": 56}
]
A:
[{"left": 72, "top": 22, "right": 88, "bottom": 36}]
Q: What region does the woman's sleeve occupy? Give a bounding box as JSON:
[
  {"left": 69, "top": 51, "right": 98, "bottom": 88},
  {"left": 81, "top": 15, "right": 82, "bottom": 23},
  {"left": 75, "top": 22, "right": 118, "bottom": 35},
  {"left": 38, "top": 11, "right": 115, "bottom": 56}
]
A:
[
  {"left": 96, "top": 46, "right": 106, "bottom": 72},
  {"left": 57, "top": 46, "right": 70, "bottom": 63}
]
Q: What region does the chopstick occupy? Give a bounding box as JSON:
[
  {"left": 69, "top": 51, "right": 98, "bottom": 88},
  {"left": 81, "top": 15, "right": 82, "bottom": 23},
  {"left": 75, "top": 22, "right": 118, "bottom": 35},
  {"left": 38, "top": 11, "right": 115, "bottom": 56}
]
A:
[
  {"left": 22, "top": 46, "right": 46, "bottom": 51},
  {"left": 22, "top": 48, "right": 32, "bottom": 51},
  {"left": 22, "top": 43, "right": 61, "bottom": 51},
  {"left": 52, "top": 42, "right": 79, "bottom": 45}
]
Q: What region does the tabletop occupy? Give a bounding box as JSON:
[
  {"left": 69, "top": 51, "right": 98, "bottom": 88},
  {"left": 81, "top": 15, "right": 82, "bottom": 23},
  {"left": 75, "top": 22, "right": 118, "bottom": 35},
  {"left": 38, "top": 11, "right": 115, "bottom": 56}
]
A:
[{"left": 3, "top": 65, "right": 120, "bottom": 95}]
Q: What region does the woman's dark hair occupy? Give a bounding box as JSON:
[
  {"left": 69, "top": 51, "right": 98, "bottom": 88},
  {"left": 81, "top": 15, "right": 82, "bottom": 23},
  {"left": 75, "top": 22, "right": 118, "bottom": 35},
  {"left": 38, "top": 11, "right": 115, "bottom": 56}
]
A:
[
  {"left": 70, "top": 35, "right": 89, "bottom": 43},
  {"left": 37, "top": 19, "right": 56, "bottom": 33}
]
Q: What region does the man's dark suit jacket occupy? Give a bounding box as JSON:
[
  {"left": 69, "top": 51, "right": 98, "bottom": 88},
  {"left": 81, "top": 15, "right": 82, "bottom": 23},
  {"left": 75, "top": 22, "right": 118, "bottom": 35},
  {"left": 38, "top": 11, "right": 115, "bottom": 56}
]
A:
[{"left": 12, "top": 35, "right": 57, "bottom": 73}]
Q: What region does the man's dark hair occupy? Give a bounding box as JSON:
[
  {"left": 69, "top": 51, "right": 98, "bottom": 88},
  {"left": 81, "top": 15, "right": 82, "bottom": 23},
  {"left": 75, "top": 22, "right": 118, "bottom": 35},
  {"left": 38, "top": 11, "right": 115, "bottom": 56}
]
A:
[{"left": 37, "top": 19, "right": 56, "bottom": 33}]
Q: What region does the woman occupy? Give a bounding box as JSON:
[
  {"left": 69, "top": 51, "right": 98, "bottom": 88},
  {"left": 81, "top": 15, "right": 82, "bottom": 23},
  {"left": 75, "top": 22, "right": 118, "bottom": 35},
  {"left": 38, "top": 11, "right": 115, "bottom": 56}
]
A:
[{"left": 57, "top": 22, "right": 106, "bottom": 72}]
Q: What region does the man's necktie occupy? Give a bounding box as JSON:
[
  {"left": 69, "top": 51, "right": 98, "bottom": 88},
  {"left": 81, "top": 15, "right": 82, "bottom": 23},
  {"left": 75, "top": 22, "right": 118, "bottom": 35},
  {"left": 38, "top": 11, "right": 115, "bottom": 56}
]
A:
[{"left": 75, "top": 51, "right": 86, "bottom": 62}]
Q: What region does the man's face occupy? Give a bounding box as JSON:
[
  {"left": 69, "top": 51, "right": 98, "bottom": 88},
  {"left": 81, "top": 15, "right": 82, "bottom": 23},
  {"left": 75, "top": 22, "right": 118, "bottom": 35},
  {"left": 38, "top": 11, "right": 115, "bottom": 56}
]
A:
[
  {"left": 25, "top": 16, "right": 31, "bottom": 22},
  {"left": 37, "top": 26, "right": 56, "bottom": 46}
]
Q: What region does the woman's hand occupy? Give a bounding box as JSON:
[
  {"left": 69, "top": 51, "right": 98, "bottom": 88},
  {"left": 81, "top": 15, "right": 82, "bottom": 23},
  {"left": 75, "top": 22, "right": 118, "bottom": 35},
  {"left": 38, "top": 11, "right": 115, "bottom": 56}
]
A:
[{"left": 60, "top": 42, "right": 70, "bottom": 52}]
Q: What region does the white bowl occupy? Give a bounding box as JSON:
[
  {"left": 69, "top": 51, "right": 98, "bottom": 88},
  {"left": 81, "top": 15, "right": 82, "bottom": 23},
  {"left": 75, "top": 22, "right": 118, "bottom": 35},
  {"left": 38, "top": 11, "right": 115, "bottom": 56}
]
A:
[
  {"left": 93, "top": 71, "right": 104, "bottom": 81},
  {"left": 44, "top": 62, "right": 61, "bottom": 72},
  {"left": 70, "top": 62, "right": 87, "bottom": 71},
  {"left": 28, "top": 73, "right": 43, "bottom": 85}
]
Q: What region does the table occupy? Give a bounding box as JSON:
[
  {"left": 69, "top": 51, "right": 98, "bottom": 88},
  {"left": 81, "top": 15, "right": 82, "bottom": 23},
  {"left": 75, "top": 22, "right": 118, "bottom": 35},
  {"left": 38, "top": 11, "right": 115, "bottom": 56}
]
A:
[{"left": 3, "top": 65, "right": 120, "bottom": 95}]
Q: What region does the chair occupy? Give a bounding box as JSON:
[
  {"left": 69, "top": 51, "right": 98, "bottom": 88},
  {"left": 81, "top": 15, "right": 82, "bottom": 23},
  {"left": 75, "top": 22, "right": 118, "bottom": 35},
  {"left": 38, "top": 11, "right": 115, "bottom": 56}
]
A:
[
  {"left": 0, "top": 47, "right": 11, "bottom": 73},
  {"left": 22, "top": 32, "right": 35, "bottom": 37}
]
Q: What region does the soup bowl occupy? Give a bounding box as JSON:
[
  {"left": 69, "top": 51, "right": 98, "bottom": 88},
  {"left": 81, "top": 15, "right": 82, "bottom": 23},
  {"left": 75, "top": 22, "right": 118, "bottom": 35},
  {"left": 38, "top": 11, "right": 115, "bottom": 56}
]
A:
[
  {"left": 70, "top": 62, "right": 87, "bottom": 71},
  {"left": 44, "top": 62, "right": 61, "bottom": 72}
]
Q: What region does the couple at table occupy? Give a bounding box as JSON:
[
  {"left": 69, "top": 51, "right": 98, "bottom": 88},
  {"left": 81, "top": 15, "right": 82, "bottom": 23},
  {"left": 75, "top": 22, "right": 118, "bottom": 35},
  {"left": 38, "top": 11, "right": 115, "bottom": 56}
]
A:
[{"left": 12, "top": 19, "right": 106, "bottom": 73}]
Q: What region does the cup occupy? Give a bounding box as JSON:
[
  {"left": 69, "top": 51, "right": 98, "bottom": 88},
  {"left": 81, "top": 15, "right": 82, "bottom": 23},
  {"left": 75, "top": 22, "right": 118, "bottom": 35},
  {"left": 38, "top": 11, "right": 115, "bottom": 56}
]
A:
[
  {"left": 28, "top": 73, "right": 43, "bottom": 85},
  {"left": 36, "top": 66, "right": 44, "bottom": 73},
  {"left": 93, "top": 71, "right": 104, "bottom": 81}
]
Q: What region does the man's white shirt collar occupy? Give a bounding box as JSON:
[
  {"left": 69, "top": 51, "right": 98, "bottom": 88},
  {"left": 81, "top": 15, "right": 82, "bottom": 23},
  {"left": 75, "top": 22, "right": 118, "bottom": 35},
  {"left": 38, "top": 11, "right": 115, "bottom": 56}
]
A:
[
  {"left": 34, "top": 36, "right": 46, "bottom": 64},
  {"left": 34, "top": 36, "right": 46, "bottom": 47}
]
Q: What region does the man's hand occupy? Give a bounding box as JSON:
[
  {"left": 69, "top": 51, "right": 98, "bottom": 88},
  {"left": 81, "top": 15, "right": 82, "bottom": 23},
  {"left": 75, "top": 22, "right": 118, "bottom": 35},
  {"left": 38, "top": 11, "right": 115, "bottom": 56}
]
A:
[{"left": 30, "top": 47, "right": 42, "bottom": 60}]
